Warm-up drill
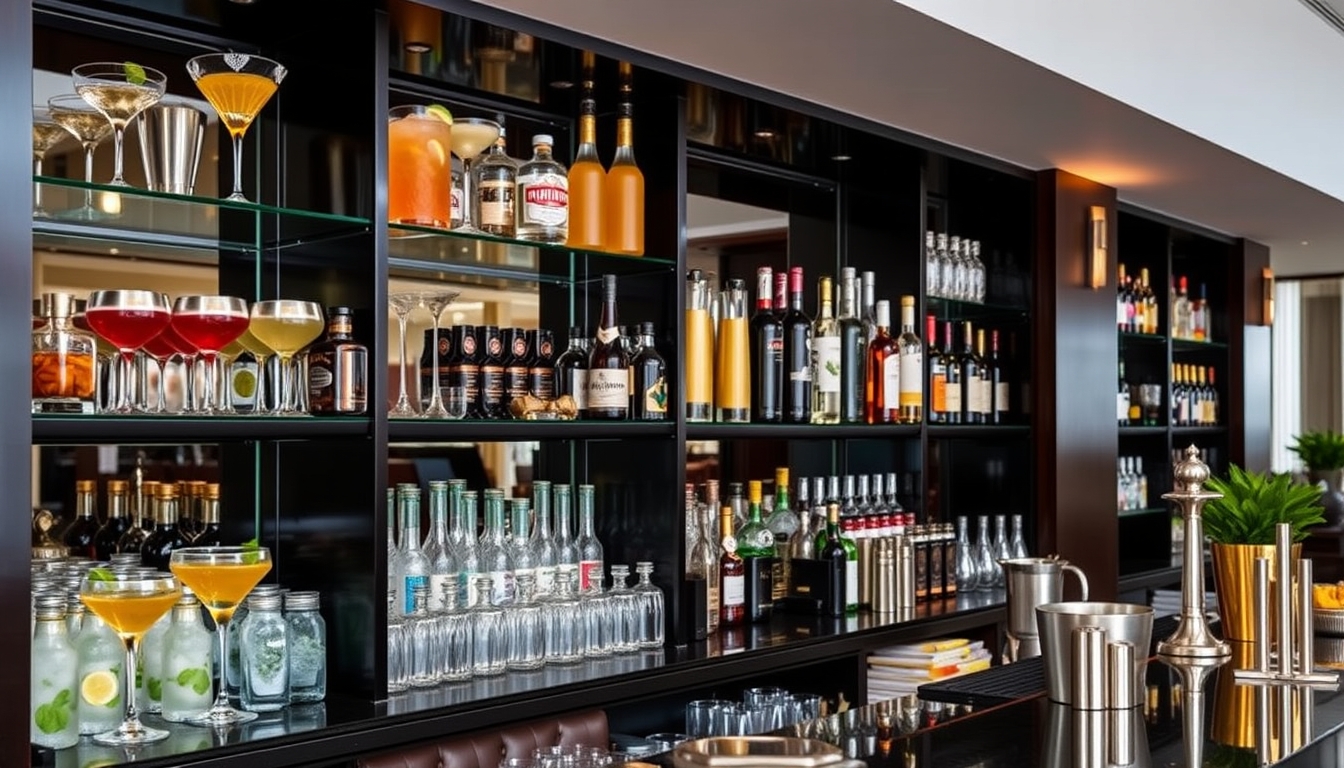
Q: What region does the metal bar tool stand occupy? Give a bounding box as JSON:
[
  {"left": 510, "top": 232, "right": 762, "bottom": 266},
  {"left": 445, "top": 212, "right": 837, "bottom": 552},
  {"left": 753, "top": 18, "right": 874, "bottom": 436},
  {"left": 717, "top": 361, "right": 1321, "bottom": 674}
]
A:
[{"left": 1157, "top": 445, "right": 1231, "bottom": 658}]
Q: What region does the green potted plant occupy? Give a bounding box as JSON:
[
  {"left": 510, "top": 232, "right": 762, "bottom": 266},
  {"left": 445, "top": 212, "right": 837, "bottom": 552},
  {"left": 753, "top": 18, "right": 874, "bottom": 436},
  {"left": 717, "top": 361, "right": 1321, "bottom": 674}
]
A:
[
  {"left": 1203, "top": 464, "right": 1324, "bottom": 642},
  {"left": 1289, "top": 430, "right": 1344, "bottom": 525}
]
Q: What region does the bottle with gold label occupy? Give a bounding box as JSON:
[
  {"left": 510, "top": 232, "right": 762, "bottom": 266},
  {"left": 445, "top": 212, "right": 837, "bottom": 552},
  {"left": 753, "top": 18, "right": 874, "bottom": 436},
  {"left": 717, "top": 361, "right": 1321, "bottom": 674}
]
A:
[
  {"left": 32, "top": 292, "right": 96, "bottom": 414},
  {"left": 307, "top": 307, "right": 368, "bottom": 415},
  {"left": 631, "top": 322, "right": 667, "bottom": 420}
]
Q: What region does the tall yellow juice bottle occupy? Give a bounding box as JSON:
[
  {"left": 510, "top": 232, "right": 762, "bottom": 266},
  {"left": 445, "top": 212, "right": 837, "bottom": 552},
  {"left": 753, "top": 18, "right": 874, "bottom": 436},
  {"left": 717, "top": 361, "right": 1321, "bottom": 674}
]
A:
[
  {"left": 716, "top": 279, "right": 750, "bottom": 423},
  {"left": 604, "top": 101, "right": 644, "bottom": 256},
  {"left": 686, "top": 270, "right": 715, "bottom": 422},
  {"left": 567, "top": 97, "right": 605, "bottom": 250}
]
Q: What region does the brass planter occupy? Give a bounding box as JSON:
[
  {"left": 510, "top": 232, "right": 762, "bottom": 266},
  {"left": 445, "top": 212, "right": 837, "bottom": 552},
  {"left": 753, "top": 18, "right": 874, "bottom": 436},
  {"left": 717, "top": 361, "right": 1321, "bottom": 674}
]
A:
[{"left": 1210, "top": 542, "right": 1301, "bottom": 643}]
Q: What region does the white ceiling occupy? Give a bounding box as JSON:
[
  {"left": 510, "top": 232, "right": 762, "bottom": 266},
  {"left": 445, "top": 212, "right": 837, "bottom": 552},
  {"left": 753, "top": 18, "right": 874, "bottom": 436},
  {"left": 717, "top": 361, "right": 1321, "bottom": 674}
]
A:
[{"left": 470, "top": 0, "right": 1344, "bottom": 275}]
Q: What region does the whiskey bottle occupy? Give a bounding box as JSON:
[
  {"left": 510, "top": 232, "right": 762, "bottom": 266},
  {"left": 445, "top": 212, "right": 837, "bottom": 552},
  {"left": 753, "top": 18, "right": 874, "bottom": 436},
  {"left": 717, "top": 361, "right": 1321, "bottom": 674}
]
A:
[
  {"left": 475, "top": 129, "right": 517, "bottom": 237},
  {"left": 631, "top": 322, "right": 668, "bottom": 420},
  {"left": 586, "top": 275, "right": 630, "bottom": 420},
  {"left": 526, "top": 328, "right": 555, "bottom": 399},
  {"left": 194, "top": 483, "right": 223, "bottom": 547},
  {"left": 307, "top": 306, "right": 368, "bottom": 415},
  {"left": 478, "top": 325, "right": 506, "bottom": 418},
  {"left": 503, "top": 327, "right": 531, "bottom": 406},
  {"left": 516, "top": 134, "right": 568, "bottom": 244}
]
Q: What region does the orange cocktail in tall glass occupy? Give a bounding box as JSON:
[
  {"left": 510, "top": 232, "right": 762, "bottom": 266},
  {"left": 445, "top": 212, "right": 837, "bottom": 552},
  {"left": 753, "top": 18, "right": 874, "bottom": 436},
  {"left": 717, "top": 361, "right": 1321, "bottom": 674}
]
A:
[
  {"left": 170, "top": 546, "right": 272, "bottom": 726},
  {"left": 80, "top": 571, "right": 182, "bottom": 745},
  {"left": 388, "top": 105, "right": 453, "bottom": 228}
]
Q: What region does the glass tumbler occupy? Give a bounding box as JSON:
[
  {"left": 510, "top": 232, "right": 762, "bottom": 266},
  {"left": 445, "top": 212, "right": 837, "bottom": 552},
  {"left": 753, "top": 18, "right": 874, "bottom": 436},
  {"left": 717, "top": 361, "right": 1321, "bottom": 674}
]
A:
[{"left": 685, "top": 699, "right": 725, "bottom": 738}]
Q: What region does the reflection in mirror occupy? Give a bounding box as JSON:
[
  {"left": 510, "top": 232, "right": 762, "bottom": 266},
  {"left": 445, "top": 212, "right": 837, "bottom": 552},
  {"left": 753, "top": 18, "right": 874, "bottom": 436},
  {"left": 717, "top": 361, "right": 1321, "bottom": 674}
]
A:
[{"left": 389, "top": 441, "right": 544, "bottom": 528}]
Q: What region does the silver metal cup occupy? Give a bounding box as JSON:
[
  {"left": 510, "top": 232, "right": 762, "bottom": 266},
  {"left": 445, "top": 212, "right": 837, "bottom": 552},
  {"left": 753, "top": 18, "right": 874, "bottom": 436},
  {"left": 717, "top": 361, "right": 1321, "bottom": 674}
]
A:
[
  {"left": 1037, "top": 601, "right": 1153, "bottom": 706},
  {"left": 136, "top": 104, "right": 206, "bottom": 195}
]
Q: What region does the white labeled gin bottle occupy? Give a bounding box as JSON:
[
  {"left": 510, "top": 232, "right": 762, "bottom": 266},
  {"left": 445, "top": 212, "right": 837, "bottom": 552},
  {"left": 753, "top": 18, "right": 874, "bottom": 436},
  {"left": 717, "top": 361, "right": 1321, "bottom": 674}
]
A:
[{"left": 516, "top": 134, "right": 568, "bottom": 243}]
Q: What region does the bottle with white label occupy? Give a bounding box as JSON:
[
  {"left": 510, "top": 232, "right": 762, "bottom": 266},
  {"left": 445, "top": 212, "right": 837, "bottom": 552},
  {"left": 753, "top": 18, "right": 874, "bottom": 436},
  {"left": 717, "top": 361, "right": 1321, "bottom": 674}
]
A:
[
  {"left": 516, "top": 134, "right": 568, "bottom": 243},
  {"left": 576, "top": 484, "right": 605, "bottom": 593},
  {"left": 718, "top": 506, "right": 746, "bottom": 626},
  {"left": 474, "top": 129, "right": 517, "bottom": 237},
  {"left": 425, "top": 481, "right": 459, "bottom": 612},
  {"left": 810, "top": 275, "right": 841, "bottom": 424},
  {"left": 586, "top": 274, "right": 630, "bottom": 420},
  {"left": 396, "top": 485, "right": 430, "bottom": 615},
  {"left": 478, "top": 489, "right": 514, "bottom": 606},
  {"left": 896, "top": 295, "right": 924, "bottom": 424},
  {"left": 865, "top": 299, "right": 899, "bottom": 424},
  {"left": 531, "top": 480, "right": 558, "bottom": 597}
]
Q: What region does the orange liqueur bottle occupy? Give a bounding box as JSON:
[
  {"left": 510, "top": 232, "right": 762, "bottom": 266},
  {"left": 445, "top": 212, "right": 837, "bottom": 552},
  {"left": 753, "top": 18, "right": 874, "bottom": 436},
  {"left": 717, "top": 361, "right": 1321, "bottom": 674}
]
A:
[
  {"left": 605, "top": 101, "right": 644, "bottom": 255},
  {"left": 567, "top": 97, "right": 605, "bottom": 250}
]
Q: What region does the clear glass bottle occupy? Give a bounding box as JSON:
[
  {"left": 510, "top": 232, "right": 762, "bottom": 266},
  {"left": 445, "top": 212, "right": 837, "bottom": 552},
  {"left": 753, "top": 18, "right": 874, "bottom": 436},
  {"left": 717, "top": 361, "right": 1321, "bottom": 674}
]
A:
[
  {"left": 607, "top": 565, "right": 640, "bottom": 654},
  {"left": 974, "top": 516, "right": 997, "bottom": 591},
  {"left": 284, "top": 590, "right": 326, "bottom": 703},
  {"left": 453, "top": 490, "right": 481, "bottom": 608},
  {"left": 633, "top": 561, "right": 665, "bottom": 650},
  {"left": 478, "top": 490, "right": 513, "bottom": 606},
  {"left": 969, "top": 240, "right": 987, "bottom": 304},
  {"left": 934, "top": 233, "right": 954, "bottom": 304},
  {"left": 576, "top": 484, "right": 604, "bottom": 594},
  {"left": 810, "top": 275, "right": 841, "bottom": 424},
  {"left": 582, "top": 579, "right": 614, "bottom": 658},
  {"left": 161, "top": 588, "right": 214, "bottom": 722},
  {"left": 64, "top": 591, "right": 85, "bottom": 642},
  {"left": 543, "top": 570, "right": 584, "bottom": 664},
  {"left": 469, "top": 575, "right": 507, "bottom": 676},
  {"left": 1010, "top": 514, "right": 1028, "bottom": 559},
  {"left": 385, "top": 487, "right": 397, "bottom": 596},
  {"left": 951, "top": 236, "right": 970, "bottom": 301},
  {"left": 515, "top": 134, "right": 568, "bottom": 243},
  {"left": 531, "top": 480, "right": 558, "bottom": 597},
  {"left": 925, "top": 231, "right": 940, "bottom": 298},
  {"left": 789, "top": 479, "right": 815, "bottom": 562},
  {"left": 31, "top": 292, "right": 96, "bottom": 415},
  {"left": 140, "top": 608, "right": 171, "bottom": 714},
  {"left": 437, "top": 583, "right": 472, "bottom": 683},
  {"left": 506, "top": 572, "right": 545, "bottom": 671},
  {"left": 239, "top": 590, "right": 289, "bottom": 711},
  {"left": 554, "top": 484, "right": 580, "bottom": 588},
  {"left": 688, "top": 499, "right": 720, "bottom": 634},
  {"left": 227, "top": 583, "right": 279, "bottom": 701},
  {"left": 991, "top": 514, "right": 1011, "bottom": 587},
  {"left": 475, "top": 128, "right": 517, "bottom": 237},
  {"left": 507, "top": 497, "right": 536, "bottom": 599},
  {"left": 954, "top": 516, "right": 979, "bottom": 593},
  {"left": 425, "top": 481, "right": 458, "bottom": 613},
  {"left": 386, "top": 591, "right": 408, "bottom": 694},
  {"left": 30, "top": 593, "right": 79, "bottom": 749},
  {"left": 406, "top": 585, "right": 440, "bottom": 688},
  {"left": 396, "top": 484, "right": 429, "bottom": 615},
  {"left": 74, "top": 601, "right": 123, "bottom": 735}
]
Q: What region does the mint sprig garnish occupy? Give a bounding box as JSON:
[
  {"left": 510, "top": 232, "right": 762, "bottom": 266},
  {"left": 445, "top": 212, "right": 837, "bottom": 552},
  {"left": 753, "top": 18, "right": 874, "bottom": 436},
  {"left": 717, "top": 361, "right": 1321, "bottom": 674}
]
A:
[{"left": 87, "top": 567, "right": 115, "bottom": 582}]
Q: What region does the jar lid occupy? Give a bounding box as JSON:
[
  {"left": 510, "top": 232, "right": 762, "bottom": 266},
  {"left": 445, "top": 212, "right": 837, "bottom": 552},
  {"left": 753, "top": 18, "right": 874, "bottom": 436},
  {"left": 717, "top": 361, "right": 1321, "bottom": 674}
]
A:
[
  {"left": 285, "top": 590, "right": 320, "bottom": 611},
  {"left": 34, "top": 592, "right": 67, "bottom": 619},
  {"left": 248, "top": 591, "right": 283, "bottom": 611}
]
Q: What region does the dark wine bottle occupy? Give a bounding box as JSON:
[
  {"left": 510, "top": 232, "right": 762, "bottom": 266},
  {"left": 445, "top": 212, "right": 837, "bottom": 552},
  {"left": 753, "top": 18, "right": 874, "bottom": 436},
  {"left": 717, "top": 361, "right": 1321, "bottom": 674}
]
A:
[
  {"left": 960, "top": 321, "right": 983, "bottom": 425},
  {"left": 837, "top": 268, "right": 865, "bottom": 423},
  {"left": 479, "top": 325, "right": 506, "bottom": 418},
  {"left": 586, "top": 274, "right": 630, "bottom": 420},
  {"left": 631, "top": 322, "right": 668, "bottom": 420},
  {"left": 527, "top": 328, "right": 555, "bottom": 399},
  {"left": 503, "top": 327, "right": 531, "bottom": 406},
  {"left": 782, "top": 266, "right": 812, "bottom": 423},
  {"left": 749, "top": 267, "right": 783, "bottom": 422},
  {"left": 554, "top": 325, "right": 589, "bottom": 417}
]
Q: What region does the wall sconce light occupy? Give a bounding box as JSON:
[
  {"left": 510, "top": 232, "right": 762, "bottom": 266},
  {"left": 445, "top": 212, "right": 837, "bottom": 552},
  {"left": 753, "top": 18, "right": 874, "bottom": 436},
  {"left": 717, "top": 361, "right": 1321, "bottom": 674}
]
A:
[
  {"left": 1088, "top": 205, "right": 1107, "bottom": 290},
  {"left": 1262, "top": 267, "right": 1275, "bottom": 326}
]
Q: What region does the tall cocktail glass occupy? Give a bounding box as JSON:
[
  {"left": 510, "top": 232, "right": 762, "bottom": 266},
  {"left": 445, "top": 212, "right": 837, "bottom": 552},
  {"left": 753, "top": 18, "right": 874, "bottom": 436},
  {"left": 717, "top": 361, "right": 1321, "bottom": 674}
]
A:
[
  {"left": 32, "top": 106, "right": 71, "bottom": 218},
  {"left": 186, "top": 53, "right": 286, "bottom": 202},
  {"left": 388, "top": 292, "right": 423, "bottom": 417},
  {"left": 79, "top": 571, "right": 182, "bottom": 744},
  {"left": 85, "top": 290, "right": 172, "bottom": 414},
  {"left": 419, "top": 291, "right": 459, "bottom": 418},
  {"left": 248, "top": 300, "right": 324, "bottom": 415},
  {"left": 388, "top": 106, "right": 453, "bottom": 228},
  {"left": 71, "top": 62, "right": 167, "bottom": 187},
  {"left": 451, "top": 117, "right": 500, "bottom": 234},
  {"left": 172, "top": 296, "right": 249, "bottom": 415},
  {"left": 48, "top": 94, "right": 114, "bottom": 220}
]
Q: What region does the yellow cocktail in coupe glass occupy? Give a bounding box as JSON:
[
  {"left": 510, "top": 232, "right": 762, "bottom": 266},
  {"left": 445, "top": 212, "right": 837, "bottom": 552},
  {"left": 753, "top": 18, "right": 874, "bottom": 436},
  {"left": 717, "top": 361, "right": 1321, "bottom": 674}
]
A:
[
  {"left": 248, "top": 300, "right": 324, "bottom": 415},
  {"left": 79, "top": 571, "right": 182, "bottom": 745},
  {"left": 170, "top": 545, "right": 272, "bottom": 726},
  {"left": 186, "top": 53, "right": 286, "bottom": 202}
]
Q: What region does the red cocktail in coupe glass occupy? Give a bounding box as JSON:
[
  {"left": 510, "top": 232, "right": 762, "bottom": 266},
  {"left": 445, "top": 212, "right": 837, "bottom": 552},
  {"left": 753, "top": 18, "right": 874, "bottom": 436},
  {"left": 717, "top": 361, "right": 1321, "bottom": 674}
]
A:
[
  {"left": 142, "top": 325, "right": 197, "bottom": 414},
  {"left": 172, "top": 296, "right": 248, "bottom": 415},
  {"left": 85, "top": 290, "right": 172, "bottom": 414}
]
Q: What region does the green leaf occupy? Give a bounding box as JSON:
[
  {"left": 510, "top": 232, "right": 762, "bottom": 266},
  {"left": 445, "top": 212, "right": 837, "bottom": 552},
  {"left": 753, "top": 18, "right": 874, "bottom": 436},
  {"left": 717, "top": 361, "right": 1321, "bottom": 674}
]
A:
[
  {"left": 104, "top": 694, "right": 119, "bottom": 709},
  {"left": 123, "top": 62, "right": 147, "bottom": 86},
  {"left": 87, "top": 567, "right": 115, "bottom": 582},
  {"left": 52, "top": 689, "right": 71, "bottom": 707},
  {"left": 1288, "top": 430, "right": 1344, "bottom": 471},
  {"left": 1205, "top": 464, "right": 1326, "bottom": 544},
  {"left": 147, "top": 676, "right": 162, "bottom": 701},
  {"left": 177, "top": 667, "right": 212, "bottom": 695},
  {"left": 34, "top": 689, "right": 72, "bottom": 734},
  {"left": 242, "top": 538, "right": 261, "bottom": 565}
]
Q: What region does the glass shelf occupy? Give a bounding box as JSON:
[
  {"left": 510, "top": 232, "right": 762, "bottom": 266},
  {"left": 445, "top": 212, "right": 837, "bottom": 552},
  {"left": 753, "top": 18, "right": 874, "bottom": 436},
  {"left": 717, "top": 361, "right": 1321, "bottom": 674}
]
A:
[
  {"left": 32, "top": 176, "right": 371, "bottom": 262},
  {"left": 926, "top": 296, "right": 1029, "bottom": 322},
  {"left": 1172, "top": 337, "right": 1229, "bottom": 352},
  {"left": 386, "top": 223, "right": 677, "bottom": 286},
  {"left": 31, "top": 414, "right": 370, "bottom": 444}
]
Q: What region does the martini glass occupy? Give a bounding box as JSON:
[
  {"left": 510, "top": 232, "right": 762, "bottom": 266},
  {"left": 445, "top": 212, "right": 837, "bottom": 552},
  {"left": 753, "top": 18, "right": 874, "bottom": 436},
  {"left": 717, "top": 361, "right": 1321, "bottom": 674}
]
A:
[
  {"left": 248, "top": 301, "right": 324, "bottom": 415},
  {"left": 85, "top": 290, "right": 172, "bottom": 414},
  {"left": 451, "top": 117, "right": 501, "bottom": 234},
  {"left": 32, "top": 106, "right": 71, "bottom": 218},
  {"left": 72, "top": 62, "right": 167, "bottom": 187},
  {"left": 169, "top": 546, "right": 272, "bottom": 727},
  {"left": 186, "top": 53, "right": 287, "bottom": 203},
  {"left": 388, "top": 292, "right": 423, "bottom": 418},
  {"left": 48, "top": 94, "right": 115, "bottom": 221},
  {"left": 419, "top": 291, "right": 459, "bottom": 418},
  {"left": 172, "top": 296, "right": 250, "bottom": 415},
  {"left": 79, "top": 571, "right": 182, "bottom": 744}
]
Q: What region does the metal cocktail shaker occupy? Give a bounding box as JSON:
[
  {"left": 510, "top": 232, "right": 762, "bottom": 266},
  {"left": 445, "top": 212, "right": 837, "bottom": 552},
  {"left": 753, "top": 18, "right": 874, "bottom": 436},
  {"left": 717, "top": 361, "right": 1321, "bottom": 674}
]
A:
[
  {"left": 873, "top": 537, "right": 896, "bottom": 614},
  {"left": 136, "top": 104, "right": 206, "bottom": 195}
]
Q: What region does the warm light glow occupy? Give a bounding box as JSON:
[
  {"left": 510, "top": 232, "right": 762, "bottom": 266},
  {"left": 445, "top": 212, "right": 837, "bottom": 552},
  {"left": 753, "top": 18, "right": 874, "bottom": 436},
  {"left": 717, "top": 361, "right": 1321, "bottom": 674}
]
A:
[
  {"left": 1089, "top": 205, "right": 1107, "bottom": 290},
  {"left": 1053, "top": 158, "right": 1165, "bottom": 188},
  {"left": 1262, "top": 267, "right": 1275, "bottom": 326},
  {"left": 99, "top": 192, "right": 122, "bottom": 216}
]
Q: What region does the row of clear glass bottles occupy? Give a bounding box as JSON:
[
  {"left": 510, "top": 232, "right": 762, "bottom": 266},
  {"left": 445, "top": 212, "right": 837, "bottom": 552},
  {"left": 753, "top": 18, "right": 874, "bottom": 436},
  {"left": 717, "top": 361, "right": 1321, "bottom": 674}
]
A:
[
  {"left": 925, "top": 231, "right": 988, "bottom": 304},
  {"left": 389, "top": 480, "right": 605, "bottom": 617},
  {"left": 953, "top": 514, "right": 1027, "bottom": 592},
  {"left": 387, "top": 561, "right": 665, "bottom": 691}
]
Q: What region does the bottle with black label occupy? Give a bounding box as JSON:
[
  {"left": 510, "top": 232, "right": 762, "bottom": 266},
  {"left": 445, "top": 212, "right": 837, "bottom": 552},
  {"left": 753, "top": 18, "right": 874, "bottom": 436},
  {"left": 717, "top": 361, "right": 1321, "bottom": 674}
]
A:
[
  {"left": 631, "top": 322, "right": 667, "bottom": 420},
  {"left": 307, "top": 306, "right": 369, "bottom": 415},
  {"left": 586, "top": 275, "right": 630, "bottom": 420},
  {"left": 478, "top": 325, "right": 506, "bottom": 418},
  {"left": 527, "top": 328, "right": 555, "bottom": 399},
  {"left": 554, "top": 325, "right": 589, "bottom": 416},
  {"left": 503, "top": 327, "right": 531, "bottom": 407},
  {"left": 420, "top": 328, "right": 451, "bottom": 411},
  {"left": 446, "top": 325, "right": 480, "bottom": 417}
]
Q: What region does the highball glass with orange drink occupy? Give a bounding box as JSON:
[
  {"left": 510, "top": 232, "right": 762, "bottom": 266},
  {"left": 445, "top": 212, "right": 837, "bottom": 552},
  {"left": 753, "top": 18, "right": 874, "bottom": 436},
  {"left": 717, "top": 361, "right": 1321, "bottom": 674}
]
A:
[{"left": 388, "top": 105, "right": 453, "bottom": 228}]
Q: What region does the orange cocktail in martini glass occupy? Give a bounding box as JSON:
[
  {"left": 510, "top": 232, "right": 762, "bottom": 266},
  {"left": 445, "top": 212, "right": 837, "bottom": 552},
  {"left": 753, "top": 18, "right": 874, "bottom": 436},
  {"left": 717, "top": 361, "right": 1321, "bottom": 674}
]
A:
[
  {"left": 170, "top": 545, "right": 272, "bottom": 726},
  {"left": 186, "top": 53, "right": 286, "bottom": 202}
]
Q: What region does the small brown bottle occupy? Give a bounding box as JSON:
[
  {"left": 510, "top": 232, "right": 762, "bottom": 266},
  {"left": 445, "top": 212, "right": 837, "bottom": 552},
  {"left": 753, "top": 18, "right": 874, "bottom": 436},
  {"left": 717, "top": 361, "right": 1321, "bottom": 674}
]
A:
[{"left": 307, "top": 307, "right": 368, "bottom": 415}]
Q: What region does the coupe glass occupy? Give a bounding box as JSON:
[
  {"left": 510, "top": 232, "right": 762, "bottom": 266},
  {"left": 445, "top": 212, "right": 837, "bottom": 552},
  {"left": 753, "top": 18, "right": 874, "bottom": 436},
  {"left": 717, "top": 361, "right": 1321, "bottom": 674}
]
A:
[
  {"left": 451, "top": 117, "right": 500, "bottom": 234},
  {"left": 169, "top": 546, "right": 272, "bottom": 727},
  {"left": 48, "top": 94, "right": 114, "bottom": 221},
  {"left": 171, "top": 296, "right": 250, "bottom": 415},
  {"left": 388, "top": 292, "right": 423, "bottom": 418},
  {"left": 141, "top": 324, "right": 194, "bottom": 414},
  {"left": 419, "top": 291, "right": 460, "bottom": 418},
  {"left": 248, "top": 300, "right": 324, "bottom": 415},
  {"left": 32, "top": 106, "right": 71, "bottom": 218},
  {"left": 79, "top": 571, "right": 182, "bottom": 745},
  {"left": 72, "top": 62, "right": 167, "bottom": 187},
  {"left": 186, "top": 53, "right": 286, "bottom": 202},
  {"left": 85, "top": 290, "right": 172, "bottom": 414}
]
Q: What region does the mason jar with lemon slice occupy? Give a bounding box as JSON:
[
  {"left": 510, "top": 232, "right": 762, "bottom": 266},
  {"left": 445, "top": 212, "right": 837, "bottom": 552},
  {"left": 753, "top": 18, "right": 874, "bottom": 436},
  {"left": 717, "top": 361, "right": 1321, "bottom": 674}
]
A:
[
  {"left": 76, "top": 610, "right": 124, "bottom": 735},
  {"left": 388, "top": 104, "right": 453, "bottom": 228}
]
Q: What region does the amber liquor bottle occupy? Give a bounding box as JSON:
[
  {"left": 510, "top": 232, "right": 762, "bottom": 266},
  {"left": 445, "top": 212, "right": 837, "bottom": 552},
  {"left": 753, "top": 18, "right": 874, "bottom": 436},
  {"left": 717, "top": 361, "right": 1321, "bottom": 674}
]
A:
[{"left": 307, "top": 306, "right": 369, "bottom": 415}]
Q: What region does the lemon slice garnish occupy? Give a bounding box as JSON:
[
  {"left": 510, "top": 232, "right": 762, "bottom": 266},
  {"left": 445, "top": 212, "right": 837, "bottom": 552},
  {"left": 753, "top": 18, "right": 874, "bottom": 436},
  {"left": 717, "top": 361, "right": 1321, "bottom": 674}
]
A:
[{"left": 81, "top": 669, "right": 119, "bottom": 707}]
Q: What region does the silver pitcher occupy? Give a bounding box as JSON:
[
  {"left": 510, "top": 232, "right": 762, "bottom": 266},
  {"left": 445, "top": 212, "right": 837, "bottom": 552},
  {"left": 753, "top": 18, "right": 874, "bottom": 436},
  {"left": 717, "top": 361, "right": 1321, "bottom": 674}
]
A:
[{"left": 999, "top": 556, "right": 1089, "bottom": 661}]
